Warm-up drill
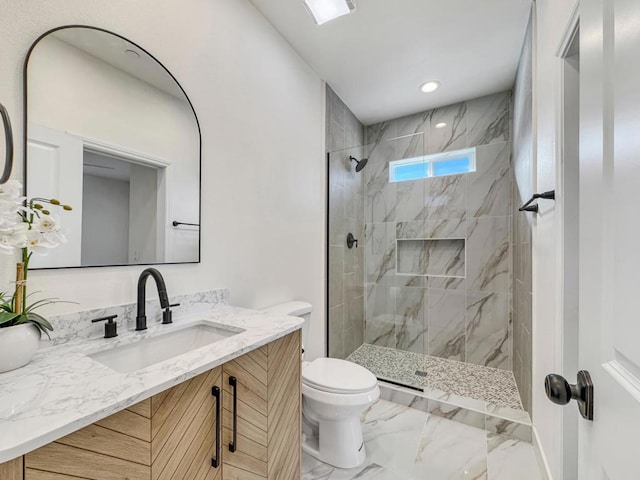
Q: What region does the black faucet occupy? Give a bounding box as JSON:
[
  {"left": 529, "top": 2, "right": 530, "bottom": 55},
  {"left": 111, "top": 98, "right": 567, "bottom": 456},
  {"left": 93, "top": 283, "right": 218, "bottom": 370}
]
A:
[{"left": 136, "top": 268, "right": 170, "bottom": 331}]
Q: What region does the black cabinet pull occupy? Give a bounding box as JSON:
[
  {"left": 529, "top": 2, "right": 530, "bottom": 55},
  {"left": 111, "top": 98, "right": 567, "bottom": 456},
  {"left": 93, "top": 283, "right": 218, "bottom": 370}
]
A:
[
  {"left": 211, "top": 386, "right": 221, "bottom": 468},
  {"left": 228, "top": 376, "right": 237, "bottom": 453}
]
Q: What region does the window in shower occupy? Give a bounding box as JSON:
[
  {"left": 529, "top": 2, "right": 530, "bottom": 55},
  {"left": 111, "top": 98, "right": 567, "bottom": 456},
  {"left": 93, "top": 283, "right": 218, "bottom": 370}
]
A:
[{"left": 388, "top": 147, "right": 476, "bottom": 183}]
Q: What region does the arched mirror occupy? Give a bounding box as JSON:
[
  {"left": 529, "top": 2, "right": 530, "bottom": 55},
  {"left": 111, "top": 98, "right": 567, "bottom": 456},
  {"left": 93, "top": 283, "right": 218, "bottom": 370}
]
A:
[{"left": 24, "top": 26, "right": 201, "bottom": 269}]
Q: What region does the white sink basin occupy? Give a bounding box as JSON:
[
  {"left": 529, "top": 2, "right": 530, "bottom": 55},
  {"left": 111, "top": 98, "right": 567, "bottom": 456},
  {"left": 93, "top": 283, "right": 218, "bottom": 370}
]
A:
[{"left": 89, "top": 322, "right": 243, "bottom": 373}]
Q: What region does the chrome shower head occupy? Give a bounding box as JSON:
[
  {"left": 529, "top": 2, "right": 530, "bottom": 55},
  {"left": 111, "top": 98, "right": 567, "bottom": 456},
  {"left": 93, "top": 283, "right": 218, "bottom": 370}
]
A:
[{"left": 349, "top": 156, "right": 368, "bottom": 173}]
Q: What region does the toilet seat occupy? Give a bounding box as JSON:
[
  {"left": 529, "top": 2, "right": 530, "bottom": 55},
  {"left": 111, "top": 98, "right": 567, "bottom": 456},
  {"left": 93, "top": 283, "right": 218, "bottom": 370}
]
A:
[{"left": 302, "top": 358, "right": 377, "bottom": 394}]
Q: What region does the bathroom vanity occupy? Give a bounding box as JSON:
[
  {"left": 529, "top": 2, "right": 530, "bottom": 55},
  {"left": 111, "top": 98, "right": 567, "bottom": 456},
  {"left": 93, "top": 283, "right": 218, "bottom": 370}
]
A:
[{"left": 0, "top": 293, "right": 302, "bottom": 480}]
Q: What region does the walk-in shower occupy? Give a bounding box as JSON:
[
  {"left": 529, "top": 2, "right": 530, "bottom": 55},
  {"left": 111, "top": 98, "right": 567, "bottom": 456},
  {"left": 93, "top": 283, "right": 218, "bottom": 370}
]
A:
[{"left": 326, "top": 85, "right": 529, "bottom": 411}]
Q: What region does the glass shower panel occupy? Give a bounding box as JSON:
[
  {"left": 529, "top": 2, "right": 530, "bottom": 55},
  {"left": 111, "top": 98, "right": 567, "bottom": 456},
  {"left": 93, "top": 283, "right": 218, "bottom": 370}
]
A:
[
  {"left": 327, "top": 144, "right": 366, "bottom": 361},
  {"left": 328, "top": 132, "right": 428, "bottom": 391}
]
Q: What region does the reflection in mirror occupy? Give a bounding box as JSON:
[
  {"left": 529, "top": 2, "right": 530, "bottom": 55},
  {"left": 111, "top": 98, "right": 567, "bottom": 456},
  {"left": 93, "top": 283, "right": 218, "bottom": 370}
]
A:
[{"left": 25, "top": 27, "right": 200, "bottom": 269}]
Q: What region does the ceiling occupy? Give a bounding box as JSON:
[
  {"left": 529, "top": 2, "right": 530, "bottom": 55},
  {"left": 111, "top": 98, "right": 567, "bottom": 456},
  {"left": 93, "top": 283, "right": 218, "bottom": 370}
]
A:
[{"left": 249, "top": 0, "right": 532, "bottom": 125}]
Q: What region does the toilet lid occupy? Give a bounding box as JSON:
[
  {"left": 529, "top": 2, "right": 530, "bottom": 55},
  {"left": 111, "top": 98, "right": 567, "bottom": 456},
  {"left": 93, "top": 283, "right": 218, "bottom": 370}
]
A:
[{"left": 302, "top": 358, "right": 377, "bottom": 394}]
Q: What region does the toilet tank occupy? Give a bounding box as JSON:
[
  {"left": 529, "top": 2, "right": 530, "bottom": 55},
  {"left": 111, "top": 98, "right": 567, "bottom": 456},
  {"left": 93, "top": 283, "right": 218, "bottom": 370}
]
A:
[{"left": 260, "top": 301, "right": 312, "bottom": 355}]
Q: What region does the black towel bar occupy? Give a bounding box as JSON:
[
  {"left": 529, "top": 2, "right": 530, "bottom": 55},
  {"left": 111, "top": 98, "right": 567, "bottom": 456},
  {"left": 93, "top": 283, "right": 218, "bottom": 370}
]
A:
[
  {"left": 519, "top": 190, "right": 555, "bottom": 213},
  {"left": 172, "top": 221, "right": 200, "bottom": 227}
]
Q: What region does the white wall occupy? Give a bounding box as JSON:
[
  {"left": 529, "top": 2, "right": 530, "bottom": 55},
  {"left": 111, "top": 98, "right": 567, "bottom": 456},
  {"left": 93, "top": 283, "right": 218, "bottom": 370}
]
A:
[
  {"left": 0, "top": 0, "right": 326, "bottom": 360},
  {"left": 29, "top": 36, "right": 199, "bottom": 263},
  {"left": 531, "top": 0, "right": 579, "bottom": 478},
  {"left": 81, "top": 174, "right": 130, "bottom": 265}
]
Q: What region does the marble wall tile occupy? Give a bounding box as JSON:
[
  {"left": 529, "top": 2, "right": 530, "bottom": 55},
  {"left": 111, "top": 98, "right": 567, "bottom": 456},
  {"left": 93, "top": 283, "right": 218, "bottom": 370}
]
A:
[
  {"left": 362, "top": 89, "right": 517, "bottom": 377},
  {"left": 466, "top": 292, "right": 512, "bottom": 369},
  {"left": 327, "top": 85, "right": 366, "bottom": 359},
  {"left": 396, "top": 239, "right": 427, "bottom": 276},
  {"left": 344, "top": 326, "right": 357, "bottom": 358},
  {"left": 467, "top": 216, "right": 511, "bottom": 293},
  {"left": 329, "top": 246, "right": 344, "bottom": 308},
  {"left": 397, "top": 111, "right": 430, "bottom": 138},
  {"left": 427, "top": 288, "right": 466, "bottom": 361},
  {"left": 396, "top": 132, "right": 425, "bottom": 161},
  {"left": 396, "top": 220, "right": 426, "bottom": 239},
  {"left": 468, "top": 142, "right": 512, "bottom": 218},
  {"left": 329, "top": 119, "right": 345, "bottom": 153},
  {"left": 426, "top": 173, "right": 467, "bottom": 220},
  {"left": 428, "top": 275, "right": 466, "bottom": 290},
  {"left": 327, "top": 86, "right": 345, "bottom": 131},
  {"left": 365, "top": 223, "right": 396, "bottom": 285},
  {"left": 427, "top": 103, "right": 468, "bottom": 154},
  {"left": 424, "top": 217, "right": 466, "bottom": 239},
  {"left": 423, "top": 238, "right": 466, "bottom": 278},
  {"left": 394, "top": 287, "right": 427, "bottom": 354},
  {"left": 365, "top": 285, "right": 396, "bottom": 348},
  {"left": 396, "top": 179, "right": 427, "bottom": 222},
  {"left": 365, "top": 119, "right": 397, "bottom": 146},
  {"left": 467, "top": 91, "right": 511, "bottom": 146},
  {"left": 329, "top": 183, "right": 345, "bottom": 247},
  {"left": 329, "top": 304, "right": 344, "bottom": 359},
  {"left": 511, "top": 17, "right": 534, "bottom": 412}
]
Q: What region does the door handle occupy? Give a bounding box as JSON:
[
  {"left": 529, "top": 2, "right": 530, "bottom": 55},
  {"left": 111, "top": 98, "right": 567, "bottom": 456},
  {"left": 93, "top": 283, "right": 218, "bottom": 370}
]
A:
[
  {"left": 228, "top": 376, "right": 237, "bottom": 453},
  {"left": 211, "top": 386, "right": 221, "bottom": 468},
  {"left": 545, "top": 370, "right": 594, "bottom": 420}
]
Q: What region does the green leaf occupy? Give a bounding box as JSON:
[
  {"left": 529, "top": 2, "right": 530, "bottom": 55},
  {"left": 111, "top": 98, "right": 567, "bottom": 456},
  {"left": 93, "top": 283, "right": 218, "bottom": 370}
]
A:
[
  {"left": 0, "top": 311, "right": 20, "bottom": 325},
  {"left": 27, "top": 312, "right": 53, "bottom": 331}
]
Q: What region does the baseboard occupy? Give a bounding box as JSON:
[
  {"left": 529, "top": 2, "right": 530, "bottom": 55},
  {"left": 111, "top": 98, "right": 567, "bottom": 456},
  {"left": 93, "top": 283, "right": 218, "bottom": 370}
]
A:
[{"left": 532, "top": 426, "right": 554, "bottom": 480}]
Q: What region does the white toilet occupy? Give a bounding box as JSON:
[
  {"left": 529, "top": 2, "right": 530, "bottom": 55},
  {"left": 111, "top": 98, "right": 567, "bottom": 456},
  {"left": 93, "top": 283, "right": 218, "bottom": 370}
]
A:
[{"left": 261, "top": 301, "right": 380, "bottom": 469}]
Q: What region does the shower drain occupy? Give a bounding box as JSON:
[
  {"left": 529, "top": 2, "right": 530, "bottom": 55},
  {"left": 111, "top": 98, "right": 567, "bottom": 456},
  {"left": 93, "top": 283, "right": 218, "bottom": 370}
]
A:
[{"left": 414, "top": 370, "right": 428, "bottom": 377}]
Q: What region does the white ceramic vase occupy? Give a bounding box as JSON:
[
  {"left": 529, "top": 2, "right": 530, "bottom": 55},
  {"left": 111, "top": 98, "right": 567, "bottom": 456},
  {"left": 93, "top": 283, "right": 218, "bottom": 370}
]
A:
[{"left": 0, "top": 323, "right": 41, "bottom": 373}]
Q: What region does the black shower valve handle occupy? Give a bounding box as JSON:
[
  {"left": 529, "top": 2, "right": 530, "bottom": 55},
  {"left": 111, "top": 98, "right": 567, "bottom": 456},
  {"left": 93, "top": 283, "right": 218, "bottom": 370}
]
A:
[{"left": 346, "top": 232, "right": 358, "bottom": 249}]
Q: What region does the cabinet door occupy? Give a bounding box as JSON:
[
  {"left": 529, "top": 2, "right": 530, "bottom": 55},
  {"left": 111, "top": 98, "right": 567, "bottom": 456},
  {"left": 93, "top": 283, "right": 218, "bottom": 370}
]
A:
[
  {"left": 151, "top": 367, "right": 222, "bottom": 480},
  {"left": 222, "top": 331, "right": 301, "bottom": 480},
  {"left": 25, "top": 399, "right": 152, "bottom": 480},
  {"left": 0, "top": 457, "right": 23, "bottom": 480}
]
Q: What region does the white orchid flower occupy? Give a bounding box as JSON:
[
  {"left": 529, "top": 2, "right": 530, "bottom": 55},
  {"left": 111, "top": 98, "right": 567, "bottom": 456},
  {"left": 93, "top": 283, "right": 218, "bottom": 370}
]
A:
[
  {"left": 0, "top": 224, "right": 29, "bottom": 254},
  {"left": 25, "top": 230, "right": 57, "bottom": 255},
  {"left": 0, "top": 180, "right": 23, "bottom": 201},
  {"left": 34, "top": 214, "right": 67, "bottom": 245}
]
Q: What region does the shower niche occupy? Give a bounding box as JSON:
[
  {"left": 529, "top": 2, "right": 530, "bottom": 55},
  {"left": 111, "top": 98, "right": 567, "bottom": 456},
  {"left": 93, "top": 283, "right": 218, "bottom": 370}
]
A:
[{"left": 396, "top": 238, "right": 466, "bottom": 278}]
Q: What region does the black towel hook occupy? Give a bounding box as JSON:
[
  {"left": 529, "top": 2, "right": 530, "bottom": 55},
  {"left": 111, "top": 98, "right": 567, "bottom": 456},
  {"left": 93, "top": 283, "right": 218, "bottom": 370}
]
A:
[{"left": 519, "top": 190, "right": 555, "bottom": 213}]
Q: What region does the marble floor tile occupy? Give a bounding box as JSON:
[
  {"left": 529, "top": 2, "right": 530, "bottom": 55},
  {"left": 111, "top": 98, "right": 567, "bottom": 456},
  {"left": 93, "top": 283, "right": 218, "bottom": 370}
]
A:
[
  {"left": 303, "top": 400, "right": 542, "bottom": 480},
  {"left": 410, "top": 416, "right": 488, "bottom": 480},
  {"left": 486, "top": 434, "right": 542, "bottom": 480},
  {"left": 361, "top": 400, "right": 428, "bottom": 476}
]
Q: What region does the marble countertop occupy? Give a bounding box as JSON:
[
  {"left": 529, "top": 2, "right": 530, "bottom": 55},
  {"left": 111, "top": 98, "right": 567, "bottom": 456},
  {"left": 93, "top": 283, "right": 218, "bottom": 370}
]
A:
[{"left": 0, "top": 305, "right": 303, "bottom": 463}]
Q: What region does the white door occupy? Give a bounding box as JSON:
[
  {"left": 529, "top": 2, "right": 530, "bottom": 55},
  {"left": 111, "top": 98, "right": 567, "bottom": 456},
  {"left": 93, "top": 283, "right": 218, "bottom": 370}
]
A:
[
  {"left": 27, "top": 124, "right": 83, "bottom": 268},
  {"left": 576, "top": 0, "right": 640, "bottom": 477}
]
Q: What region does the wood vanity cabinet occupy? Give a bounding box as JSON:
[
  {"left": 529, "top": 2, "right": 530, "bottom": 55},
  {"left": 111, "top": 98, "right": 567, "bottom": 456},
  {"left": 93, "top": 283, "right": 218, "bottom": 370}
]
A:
[{"left": 9, "top": 331, "right": 301, "bottom": 480}]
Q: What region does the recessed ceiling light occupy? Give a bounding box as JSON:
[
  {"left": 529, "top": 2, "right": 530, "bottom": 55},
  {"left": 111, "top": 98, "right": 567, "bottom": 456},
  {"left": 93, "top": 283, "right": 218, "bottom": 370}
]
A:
[
  {"left": 419, "top": 80, "right": 440, "bottom": 93},
  {"left": 304, "top": 0, "right": 356, "bottom": 25},
  {"left": 435, "top": 122, "right": 447, "bottom": 129},
  {"left": 125, "top": 49, "right": 141, "bottom": 59}
]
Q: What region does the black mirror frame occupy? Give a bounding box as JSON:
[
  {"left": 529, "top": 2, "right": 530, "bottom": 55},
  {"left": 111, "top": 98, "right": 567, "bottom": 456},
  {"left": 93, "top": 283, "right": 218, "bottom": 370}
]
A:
[
  {"left": 23, "top": 25, "right": 202, "bottom": 270},
  {"left": 0, "top": 102, "right": 14, "bottom": 184}
]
